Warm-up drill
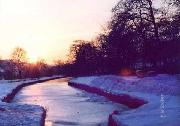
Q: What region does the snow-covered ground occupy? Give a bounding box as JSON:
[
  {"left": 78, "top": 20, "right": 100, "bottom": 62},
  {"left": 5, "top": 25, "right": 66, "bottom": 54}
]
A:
[
  {"left": 0, "top": 102, "right": 45, "bottom": 126},
  {"left": 0, "top": 75, "right": 62, "bottom": 126},
  {"left": 70, "top": 74, "right": 180, "bottom": 126}
]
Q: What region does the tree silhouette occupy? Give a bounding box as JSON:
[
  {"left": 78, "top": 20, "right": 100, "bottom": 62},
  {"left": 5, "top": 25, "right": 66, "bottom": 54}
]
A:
[
  {"left": 96, "top": 0, "right": 180, "bottom": 73},
  {"left": 63, "top": 0, "right": 180, "bottom": 75},
  {"left": 69, "top": 40, "right": 100, "bottom": 75}
]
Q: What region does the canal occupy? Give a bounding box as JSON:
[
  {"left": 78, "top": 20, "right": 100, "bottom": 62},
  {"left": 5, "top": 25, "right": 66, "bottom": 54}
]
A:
[{"left": 13, "top": 78, "right": 128, "bottom": 126}]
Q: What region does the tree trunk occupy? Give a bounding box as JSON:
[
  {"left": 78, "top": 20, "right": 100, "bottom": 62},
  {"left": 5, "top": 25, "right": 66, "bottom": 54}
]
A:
[{"left": 147, "top": 0, "right": 159, "bottom": 40}]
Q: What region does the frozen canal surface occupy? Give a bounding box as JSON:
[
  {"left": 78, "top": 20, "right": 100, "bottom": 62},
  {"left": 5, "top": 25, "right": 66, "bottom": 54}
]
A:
[{"left": 13, "top": 78, "right": 128, "bottom": 126}]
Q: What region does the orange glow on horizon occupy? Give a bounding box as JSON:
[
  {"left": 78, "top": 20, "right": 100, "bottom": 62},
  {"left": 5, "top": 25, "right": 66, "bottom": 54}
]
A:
[{"left": 0, "top": 0, "right": 119, "bottom": 64}]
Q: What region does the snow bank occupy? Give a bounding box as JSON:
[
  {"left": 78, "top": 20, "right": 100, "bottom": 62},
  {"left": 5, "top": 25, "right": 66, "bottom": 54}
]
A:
[
  {"left": 70, "top": 74, "right": 180, "bottom": 126},
  {"left": 0, "top": 75, "right": 62, "bottom": 126},
  {"left": 0, "top": 102, "right": 45, "bottom": 126},
  {"left": 71, "top": 74, "right": 180, "bottom": 96}
]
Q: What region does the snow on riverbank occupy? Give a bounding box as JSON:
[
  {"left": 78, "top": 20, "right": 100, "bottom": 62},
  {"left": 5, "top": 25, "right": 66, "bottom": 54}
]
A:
[
  {"left": 0, "top": 75, "right": 62, "bottom": 126},
  {"left": 0, "top": 102, "right": 45, "bottom": 126},
  {"left": 70, "top": 74, "right": 180, "bottom": 126}
]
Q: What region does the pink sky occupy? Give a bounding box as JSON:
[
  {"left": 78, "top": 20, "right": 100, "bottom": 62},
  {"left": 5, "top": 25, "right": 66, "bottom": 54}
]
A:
[{"left": 0, "top": 0, "right": 119, "bottom": 64}]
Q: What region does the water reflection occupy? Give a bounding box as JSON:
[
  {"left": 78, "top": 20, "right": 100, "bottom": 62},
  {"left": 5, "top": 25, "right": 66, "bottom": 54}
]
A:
[
  {"left": 45, "top": 121, "right": 53, "bottom": 126},
  {"left": 13, "top": 78, "right": 128, "bottom": 126}
]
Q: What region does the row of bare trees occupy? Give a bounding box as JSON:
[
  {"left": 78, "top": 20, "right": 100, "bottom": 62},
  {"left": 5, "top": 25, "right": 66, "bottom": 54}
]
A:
[
  {"left": 0, "top": 47, "right": 57, "bottom": 80},
  {"left": 60, "top": 0, "right": 180, "bottom": 75}
]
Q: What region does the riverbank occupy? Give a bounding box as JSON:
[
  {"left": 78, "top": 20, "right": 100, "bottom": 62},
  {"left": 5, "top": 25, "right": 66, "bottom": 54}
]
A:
[
  {"left": 0, "top": 75, "right": 63, "bottom": 126},
  {"left": 13, "top": 78, "right": 129, "bottom": 126},
  {"left": 69, "top": 74, "right": 180, "bottom": 126}
]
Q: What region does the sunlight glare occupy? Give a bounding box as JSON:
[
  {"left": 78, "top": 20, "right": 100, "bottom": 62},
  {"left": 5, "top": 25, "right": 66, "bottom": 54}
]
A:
[{"left": 27, "top": 51, "right": 38, "bottom": 63}]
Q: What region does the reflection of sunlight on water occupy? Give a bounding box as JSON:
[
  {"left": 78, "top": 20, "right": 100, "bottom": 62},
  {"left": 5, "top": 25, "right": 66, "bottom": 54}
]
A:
[
  {"left": 20, "top": 84, "right": 47, "bottom": 107},
  {"left": 45, "top": 121, "right": 53, "bottom": 126},
  {"left": 14, "top": 79, "right": 128, "bottom": 126},
  {"left": 22, "top": 84, "right": 43, "bottom": 96}
]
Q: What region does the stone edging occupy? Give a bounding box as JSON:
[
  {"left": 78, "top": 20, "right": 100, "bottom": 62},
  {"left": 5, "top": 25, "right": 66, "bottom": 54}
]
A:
[{"left": 68, "top": 82, "right": 147, "bottom": 108}]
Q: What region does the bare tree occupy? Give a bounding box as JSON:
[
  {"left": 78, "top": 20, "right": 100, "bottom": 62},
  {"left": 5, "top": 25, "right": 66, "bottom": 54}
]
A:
[
  {"left": 36, "top": 58, "right": 49, "bottom": 76},
  {"left": 11, "top": 47, "right": 28, "bottom": 79}
]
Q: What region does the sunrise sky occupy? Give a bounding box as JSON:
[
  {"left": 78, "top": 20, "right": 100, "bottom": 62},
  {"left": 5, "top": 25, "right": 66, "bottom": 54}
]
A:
[{"left": 0, "top": 0, "right": 119, "bottom": 64}]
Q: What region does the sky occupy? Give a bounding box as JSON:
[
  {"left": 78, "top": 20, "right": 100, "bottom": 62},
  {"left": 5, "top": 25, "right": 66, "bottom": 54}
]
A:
[{"left": 0, "top": 0, "right": 119, "bottom": 64}]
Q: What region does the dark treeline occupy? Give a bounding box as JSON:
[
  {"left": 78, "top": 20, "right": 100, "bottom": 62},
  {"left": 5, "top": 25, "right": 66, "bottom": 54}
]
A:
[
  {"left": 1, "top": 0, "right": 179, "bottom": 79},
  {"left": 59, "top": 0, "right": 180, "bottom": 76}
]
